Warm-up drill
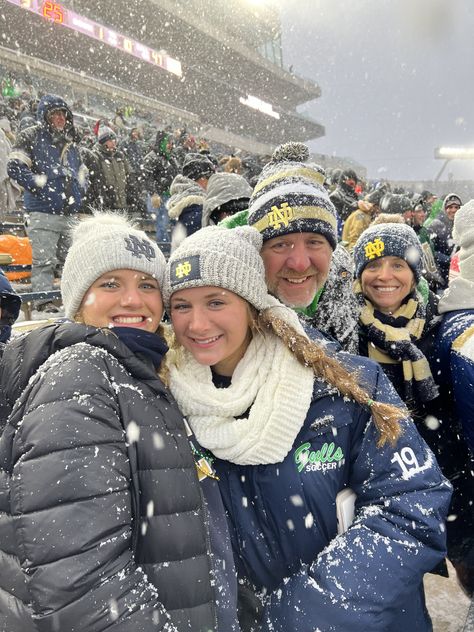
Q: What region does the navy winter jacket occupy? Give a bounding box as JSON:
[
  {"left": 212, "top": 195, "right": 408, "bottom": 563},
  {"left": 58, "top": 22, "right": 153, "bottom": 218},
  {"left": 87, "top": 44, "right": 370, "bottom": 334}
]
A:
[
  {"left": 7, "top": 94, "right": 87, "bottom": 214},
  {"left": 214, "top": 356, "right": 451, "bottom": 631},
  {"left": 431, "top": 308, "right": 474, "bottom": 453}
]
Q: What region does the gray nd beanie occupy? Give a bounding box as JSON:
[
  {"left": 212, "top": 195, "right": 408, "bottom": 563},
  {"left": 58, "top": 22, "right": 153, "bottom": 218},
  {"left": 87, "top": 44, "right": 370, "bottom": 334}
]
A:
[
  {"left": 247, "top": 141, "right": 338, "bottom": 249},
  {"left": 353, "top": 222, "right": 424, "bottom": 282},
  {"left": 453, "top": 199, "right": 474, "bottom": 281},
  {"left": 61, "top": 213, "right": 167, "bottom": 319},
  {"left": 163, "top": 225, "right": 272, "bottom": 310}
]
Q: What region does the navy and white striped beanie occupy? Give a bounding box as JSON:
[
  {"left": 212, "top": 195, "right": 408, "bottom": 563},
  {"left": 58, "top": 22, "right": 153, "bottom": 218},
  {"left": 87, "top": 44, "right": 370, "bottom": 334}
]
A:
[{"left": 247, "top": 142, "right": 337, "bottom": 249}]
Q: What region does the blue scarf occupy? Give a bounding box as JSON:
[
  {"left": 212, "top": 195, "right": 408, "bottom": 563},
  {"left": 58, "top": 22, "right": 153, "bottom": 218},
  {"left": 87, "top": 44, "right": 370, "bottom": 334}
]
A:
[{"left": 112, "top": 327, "right": 168, "bottom": 370}]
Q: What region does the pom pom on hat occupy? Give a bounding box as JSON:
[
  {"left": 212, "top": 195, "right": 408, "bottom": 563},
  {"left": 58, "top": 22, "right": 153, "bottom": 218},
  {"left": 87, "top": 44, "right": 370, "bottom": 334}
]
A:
[
  {"left": 271, "top": 141, "right": 309, "bottom": 163},
  {"left": 61, "top": 213, "right": 166, "bottom": 320},
  {"left": 247, "top": 141, "right": 337, "bottom": 248}
]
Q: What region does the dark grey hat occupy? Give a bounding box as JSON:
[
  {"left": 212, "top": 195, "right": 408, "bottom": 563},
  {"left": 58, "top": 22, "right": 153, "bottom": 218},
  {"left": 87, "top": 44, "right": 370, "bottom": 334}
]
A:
[{"left": 182, "top": 152, "right": 215, "bottom": 181}]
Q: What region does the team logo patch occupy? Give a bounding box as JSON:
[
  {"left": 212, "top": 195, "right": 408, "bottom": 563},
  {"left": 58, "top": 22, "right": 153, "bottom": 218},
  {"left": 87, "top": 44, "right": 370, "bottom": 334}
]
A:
[
  {"left": 364, "top": 237, "right": 385, "bottom": 260},
  {"left": 294, "top": 441, "right": 344, "bottom": 473},
  {"left": 268, "top": 202, "right": 294, "bottom": 229},
  {"left": 124, "top": 234, "right": 156, "bottom": 261},
  {"left": 170, "top": 255, "right": 201, "bottom": 286}
]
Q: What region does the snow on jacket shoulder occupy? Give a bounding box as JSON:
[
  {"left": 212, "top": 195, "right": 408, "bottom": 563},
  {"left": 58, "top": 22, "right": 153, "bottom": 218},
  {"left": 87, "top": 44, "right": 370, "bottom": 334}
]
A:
[
  {"left": 0, "top": 322, "right": 216, "bottom": 632},
  {"left": 215, "top": 355, "right": 451, "bottom": 632}
]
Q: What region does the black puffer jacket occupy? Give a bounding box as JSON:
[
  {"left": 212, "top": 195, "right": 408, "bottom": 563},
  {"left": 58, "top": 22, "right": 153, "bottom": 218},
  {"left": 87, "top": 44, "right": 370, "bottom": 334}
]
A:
[{"left": 0, "top": 323, "right": 217, "bottom": 632}]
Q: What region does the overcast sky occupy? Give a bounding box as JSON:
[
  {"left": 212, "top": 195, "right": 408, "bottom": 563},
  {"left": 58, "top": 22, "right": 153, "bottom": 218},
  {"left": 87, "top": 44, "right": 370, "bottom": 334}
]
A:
[{"left": 275, "top": 0, "right": 474, "bottom": 182}]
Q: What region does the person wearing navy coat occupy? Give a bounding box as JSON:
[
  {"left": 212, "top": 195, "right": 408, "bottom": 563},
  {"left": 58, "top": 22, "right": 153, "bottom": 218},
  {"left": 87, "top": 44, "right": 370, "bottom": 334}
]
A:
[
  {"left": 164, "top": 225, "right": 452, "bottom": 632},
  {"left": 428, "top": 200, "right": 474, "bottom": 597}
]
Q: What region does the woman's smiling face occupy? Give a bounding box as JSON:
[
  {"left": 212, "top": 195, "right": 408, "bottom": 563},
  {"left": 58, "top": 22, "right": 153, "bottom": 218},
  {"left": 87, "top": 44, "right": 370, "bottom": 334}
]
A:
[
  {"left": 79, "top": 269, "right": 163, "bottom": 332},
  {"left": 361, "top": 256, "right": 415, "bottom": 314},
  {"left": 170, "top": 286, "right": 252, "bottom": 377}
]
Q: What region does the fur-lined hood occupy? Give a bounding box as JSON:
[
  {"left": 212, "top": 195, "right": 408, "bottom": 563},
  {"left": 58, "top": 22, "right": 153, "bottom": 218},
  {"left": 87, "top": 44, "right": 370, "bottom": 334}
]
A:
[{"left": 167, "top": 174, "right": 206, "bottom": 220}]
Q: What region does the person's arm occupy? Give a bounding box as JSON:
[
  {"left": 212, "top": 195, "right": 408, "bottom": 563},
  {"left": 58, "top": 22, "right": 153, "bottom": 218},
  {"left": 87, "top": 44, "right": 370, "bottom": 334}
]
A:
[
  {"left": 7, "top": 128, "right": 45, "bottom": 193},
  {"left": 450, "top": 329, "right": 474, "bottom": 453},
  {"left": 261, "top": 368, "right": 451, "bottom": 632},
  {"left": 142, "top": 152, "right": 159, "bottom": 194},
  {"left": 8, "top": 346, "right": 176, "bottom": 631}
]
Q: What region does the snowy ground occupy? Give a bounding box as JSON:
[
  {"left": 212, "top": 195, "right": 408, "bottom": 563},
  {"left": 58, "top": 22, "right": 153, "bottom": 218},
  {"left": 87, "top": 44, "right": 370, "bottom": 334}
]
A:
[{"left": 425, "top": 561, "right": 471, "bottom": 631}]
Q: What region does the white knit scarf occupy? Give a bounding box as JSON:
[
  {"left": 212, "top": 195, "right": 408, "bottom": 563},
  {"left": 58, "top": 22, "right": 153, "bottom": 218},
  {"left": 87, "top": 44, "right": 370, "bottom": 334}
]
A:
[{"left": 168, "top": 308, "right": 314, "bottom": 465}]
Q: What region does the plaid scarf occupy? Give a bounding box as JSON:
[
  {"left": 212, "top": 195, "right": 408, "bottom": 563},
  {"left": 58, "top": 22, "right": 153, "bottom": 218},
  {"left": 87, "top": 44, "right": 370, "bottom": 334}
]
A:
[{"left": 354, "top": 280, "right": 439, "bottom": 404}]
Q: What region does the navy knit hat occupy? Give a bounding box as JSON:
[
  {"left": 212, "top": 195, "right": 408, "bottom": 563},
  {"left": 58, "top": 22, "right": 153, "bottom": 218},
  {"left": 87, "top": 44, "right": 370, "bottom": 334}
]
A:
[
  {"left": 247, "top": 142, "right": 337, "bottom": 249},
  {"left": 182, "top": 152, "right": 215, "bottom": 181},
  {"left": 353, "top": 223, "right": 424, "bottom": 282}
]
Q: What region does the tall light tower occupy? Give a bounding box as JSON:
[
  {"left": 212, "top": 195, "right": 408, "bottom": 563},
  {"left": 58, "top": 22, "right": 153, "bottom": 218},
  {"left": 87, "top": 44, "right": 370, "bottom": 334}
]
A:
[{"left": 434, "top": 147, "right": 474, "bottom": 181}]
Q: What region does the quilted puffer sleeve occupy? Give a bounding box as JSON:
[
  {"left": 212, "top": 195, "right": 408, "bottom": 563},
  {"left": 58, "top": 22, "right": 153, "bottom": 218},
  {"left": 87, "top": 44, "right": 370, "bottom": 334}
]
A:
[{"left": 8, "top": 344, "right": 176, "bottom": 632}]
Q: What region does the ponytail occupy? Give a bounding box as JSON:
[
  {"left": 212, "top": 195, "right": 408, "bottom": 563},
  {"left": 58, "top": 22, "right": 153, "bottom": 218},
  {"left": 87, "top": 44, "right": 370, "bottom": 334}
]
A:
[{"left": 259, "top": 310, "right": 404, "bottom": 447}]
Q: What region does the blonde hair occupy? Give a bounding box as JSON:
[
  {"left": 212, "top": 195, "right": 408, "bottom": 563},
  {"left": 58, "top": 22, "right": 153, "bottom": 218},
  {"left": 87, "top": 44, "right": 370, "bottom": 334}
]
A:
[
  {"left": 167, "top": 301, "right": 404, "bottom": 447},
  {"left": 258, "top": 310, "right": 404, "bottom": 447}
]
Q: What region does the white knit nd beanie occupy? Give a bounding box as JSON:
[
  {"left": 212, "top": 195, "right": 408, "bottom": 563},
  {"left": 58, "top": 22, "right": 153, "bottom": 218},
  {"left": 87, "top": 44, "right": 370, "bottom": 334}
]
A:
[
  {"left": 163, "top": 225, "right": 274, "bottom": 310},
  {"left": 61, "top": 213, "right": 167, "bottom": 319},
  {"left": 453, "top": 199, "right": 474, "bottom": 281}
]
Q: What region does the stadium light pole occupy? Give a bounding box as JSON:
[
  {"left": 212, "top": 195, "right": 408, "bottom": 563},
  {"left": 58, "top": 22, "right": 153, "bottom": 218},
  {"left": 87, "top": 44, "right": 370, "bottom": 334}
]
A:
[{"left": 434, "top": 146, "right": 474, "bottom": 182}]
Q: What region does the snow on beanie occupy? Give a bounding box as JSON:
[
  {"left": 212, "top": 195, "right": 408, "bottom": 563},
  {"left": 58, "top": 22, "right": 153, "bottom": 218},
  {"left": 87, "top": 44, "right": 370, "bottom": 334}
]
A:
[
  {"left": 182, "top": 152, "right": 215, "bottom": 181},
  {"left": 61, "top": 213, "right": 166, "bottom": 319},
  {"left": 97, "top": 125, "right": 116, "bottom": 144},
  {"left": 163, "top": 225, "right": 272, "bottom": 311},
  {"left": 353, "top": 223, "right": 424, "bottom": 282},
  {"left": 247, "top": 141, "right": 337, "bottom": 249},
  {"left": 202, "top": 172, "right": 252, "bottom": 226},
  {"left": 453, "top": 199, "right": 474, "bottom": 281}
]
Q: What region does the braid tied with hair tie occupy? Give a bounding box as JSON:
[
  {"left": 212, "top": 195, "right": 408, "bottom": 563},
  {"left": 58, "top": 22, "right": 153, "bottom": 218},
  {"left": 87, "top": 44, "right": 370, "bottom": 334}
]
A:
[{"left": 259, "top": 310, "right": 404, "bottom": 447}]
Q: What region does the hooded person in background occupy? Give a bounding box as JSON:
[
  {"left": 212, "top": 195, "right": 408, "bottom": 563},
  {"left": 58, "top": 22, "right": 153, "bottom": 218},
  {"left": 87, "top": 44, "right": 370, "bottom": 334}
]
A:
[
  {"left": 167, "top": 152, "right": 216, "bottom": 251},
  {"left": 0, "top": 213, "right": 238, "bottom": 632},
  {"left": 143, "top": 130, "right": 179, "bottom": 242},
  {"left": 164, "top": 224, "right": 450, "bottom": 632},
  {"left": 329, "top": 167, "right": 359, "bottom": 224},
  {"left": 7, "top": 94, "right": 87, "bottom": 313},
  {"left": 202, "top": 172, "right": 252, "bottom": 227},
  {"left": 428, "top": 193, "right": 462, "bottom": 289}
]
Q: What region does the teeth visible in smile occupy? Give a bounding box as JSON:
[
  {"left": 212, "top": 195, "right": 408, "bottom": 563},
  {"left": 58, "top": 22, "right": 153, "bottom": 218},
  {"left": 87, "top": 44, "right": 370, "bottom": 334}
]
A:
[
  {"left": 286, "top": 277, "right": 309, "bottom": 284},
  {"left": 374, "top": 287, "right": 398, "bottom": 292},
  {"left": 114, "top": 316, "right": 143, "bottom": 323},
  {"left": 193, "top": 336, "right": 220, "bottom": 344}
]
